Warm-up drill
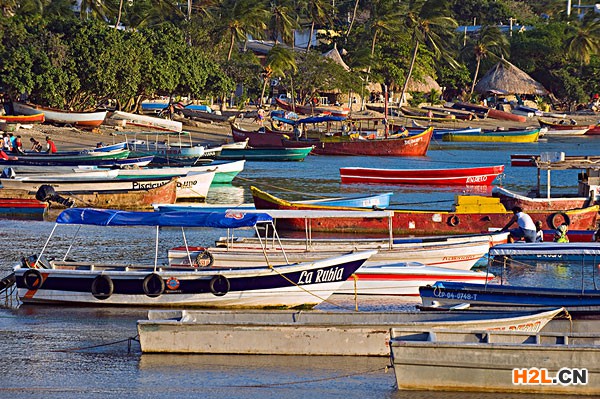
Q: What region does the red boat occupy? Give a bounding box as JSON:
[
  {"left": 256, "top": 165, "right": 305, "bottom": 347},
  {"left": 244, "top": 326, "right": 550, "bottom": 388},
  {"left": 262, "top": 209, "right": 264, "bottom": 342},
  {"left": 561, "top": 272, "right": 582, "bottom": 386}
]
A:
[
  {"left": 310, "top": 128, "right": 433, "bottom": 156},
  {"left": 0, "top": 198, "right": 48, "bottom": 220},
  {"left": 275, "top": 98, "right": 350, "bottom": 118},
  {"left": 251, "top": 186, "right": 599, "bottom": 236},
  {"left": 230, "top": 124, "right": 305, "bottom": 148},
  {"left": 584, "top": 124, "right": 600, "bottom": 135},
  {"left": 340, "top": 165, "right": 505, "bottom": 186},
  {"left": 0, "top": 113, "right": 45, "bottom": 124}
]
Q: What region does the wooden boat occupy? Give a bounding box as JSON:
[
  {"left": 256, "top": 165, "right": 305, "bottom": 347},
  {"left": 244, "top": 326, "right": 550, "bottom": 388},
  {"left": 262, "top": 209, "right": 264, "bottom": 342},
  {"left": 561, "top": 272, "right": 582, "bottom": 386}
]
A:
[
  {"left": 399, "top": 106, "right": 456, "bottom": 120},
  {"left": 112, "top": 169, "right": 216, "bottom": 200},
  {"left": 309, "top": 128, "right": 433, "bottom": 156},
  {"left": 490, "top": 241, "right": 600, "bottom": 262},
  {"left": 340, "top": 165, "right": 505, "bottom": 186},
  {"left": 419, "top": 242, "right": 600, "bottom": 314},
  {"left": 109, "top": 110, "right": 183, "bottom": 132},
  {"left": 217, "top": 146, "right": 313, "bottom": 161},
  {"left": 12, "top": 102, "right": 107, "bottom": 128},
  {"left": 11, "top": 208, "right": 374, "bottom": 307},
  {"left": 420, "top": 106, "right": 476, "bottom": 120},
  {"left": 450, "top": 102, "right": 490, "bottom": 118},
  {"left": 442, "top": 128, "right": 540, "bottom": 143},
  {"left": 124, "top": 134, "right": 205, "bottom": 166},
  {"left": 0, "top": 198, "right": 48, "bottom": 220},
  {"left": 201, "top": 140, "right": 249, "bottom": 160},
  {"left": 177, "top": 106, "right": 237, "bottom": 123},
  {"left": 492, "top": 186, "right": 591, "bottom": 213},
  {"left": 230, "top": 123, "right": 308, "bottom": 148},
  {"left": 136, "top": 307, "right": 563, "bottom": 356},
  {"left": 251, "top": 186, "right": 600, "bottom": 235},
  {"left": 275, "top": 98, "right": 350, "bottom": 117},
  {"left": 585, "top": 124, "right": 600, "bottom": 135},
  {"left": 0, "top": 155, "right": 153, "bottom": 171},
  {"left": 0, "top": 172, "right": 178, "bottom": 209},
  {"left": 0, "top": 113, "right": 45, "bottom": 124},
  {"left": 0, "top": 149, "right": 130, "bottom": 166},
  {"left": 390, "top": 327, "right": 600, "bottom": 394},
  {"left": 539, "top": 118, "right": 594, "bottom": 135}
]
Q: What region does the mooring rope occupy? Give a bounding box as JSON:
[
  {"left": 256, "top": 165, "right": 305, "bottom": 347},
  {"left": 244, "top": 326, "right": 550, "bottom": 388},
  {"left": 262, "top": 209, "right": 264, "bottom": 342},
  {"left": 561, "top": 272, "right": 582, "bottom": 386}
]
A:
[{"left": 49, "top": 335, "right": 139, "bottom": 354}]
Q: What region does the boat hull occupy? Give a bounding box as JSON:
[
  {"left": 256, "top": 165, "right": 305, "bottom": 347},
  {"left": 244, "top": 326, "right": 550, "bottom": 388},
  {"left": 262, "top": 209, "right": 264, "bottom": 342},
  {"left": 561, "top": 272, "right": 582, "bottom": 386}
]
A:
[
  {"left": 275, "top": 98, "right": 350, "bottom": 117},
  {"left": 0, "top": 113, "right": 45, "bottom": 123},
  {"left": 110, "top": 111, "right": 183, "bottom": 132},
  {"left": 443, "top": 129, "right": 540, "bottom": 143},
  {"left": 340, "top": 165, "right": 505, "bottom": 186},
  {"left": 492, "top": 186, "right": 589, "bottom": 212},
  {"left": 251, "top": 186, "right": 599, "bottom": 235},
  {"left": 12, "top": 102, "right": 106, "bottom": 128},
  {"left": 0, "top": 198, "right": 48, "bottom": 220},
  {"left": 217, "top": 147, "right": 313, "bottom": 161}
]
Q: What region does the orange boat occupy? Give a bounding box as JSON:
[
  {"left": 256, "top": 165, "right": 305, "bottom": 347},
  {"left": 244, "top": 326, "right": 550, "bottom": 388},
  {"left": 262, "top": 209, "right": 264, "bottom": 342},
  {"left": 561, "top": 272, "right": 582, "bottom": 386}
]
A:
[
  {"left": 12, "top": 102, "right": 106, "bottom": 128},
  {"left": 0, "top": 113, "right": 45, "bottom": 124}
]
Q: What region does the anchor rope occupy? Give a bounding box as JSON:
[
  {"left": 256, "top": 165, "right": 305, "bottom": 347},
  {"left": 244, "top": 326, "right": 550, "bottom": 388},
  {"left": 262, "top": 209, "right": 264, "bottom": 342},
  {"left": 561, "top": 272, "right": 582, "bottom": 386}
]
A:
[{"left": 49, "top": 335, "right": 139, "bottom": 353}]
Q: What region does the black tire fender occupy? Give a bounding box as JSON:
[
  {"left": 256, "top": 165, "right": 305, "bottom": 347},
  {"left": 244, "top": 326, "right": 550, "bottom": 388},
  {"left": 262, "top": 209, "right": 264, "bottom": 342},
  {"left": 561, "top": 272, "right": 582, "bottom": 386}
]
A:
[
  {"left": 209, "top": 275, "right": 230, "bottom": 296},
  {"left": 550, "top": 212, "right": 570, "bottom": 229},
  {"left": 142, "top": 273, "right": 165, "bottom": 297},
  {"left": 448, "top": 215, "right": 460, "bottom": 227},
  {"left": 23, "top": 269, "right": 43, "bottom": 290},
  {"left": 91, "top": 275, "right": 114, "bottom": 300},
  {"left": 195, "top": 250, "right": 214, "bottom": 267}
]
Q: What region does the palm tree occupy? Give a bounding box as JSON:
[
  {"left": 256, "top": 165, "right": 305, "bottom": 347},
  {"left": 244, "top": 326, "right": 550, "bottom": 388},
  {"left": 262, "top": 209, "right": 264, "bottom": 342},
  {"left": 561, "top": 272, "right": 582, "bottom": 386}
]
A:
[
  {"left": 565, "top": 18, "right": 600, "bottom": 67},
  {"left": 216, "top": 0, "right": 269, "bottom": 61},
  {"left": 399, "top": 0, "right": 458, "bottom": 106},
  {"left": 463, "top": 25, "right": 509, "bottom": 95},
  {"left": 78, "top": 0, "right": 109, "bottom": 20},
  {"left": 260, "top": 45, "right": 297, "bottom": 106},
  {"left": 344, "top": 0, "right": 360, "bottom": 41},
  {"left": 269, "top": 0, "right": 296, "bottom": 46},
  {"left": 297, "top": 0, "right": 333, "bottom": 53}
]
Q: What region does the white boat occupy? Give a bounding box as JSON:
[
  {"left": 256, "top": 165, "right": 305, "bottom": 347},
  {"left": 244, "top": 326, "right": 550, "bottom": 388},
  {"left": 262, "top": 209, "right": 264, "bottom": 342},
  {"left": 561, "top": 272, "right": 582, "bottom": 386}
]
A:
[
  {"left": 390, "top": 326, "right": 600, "bottom": 394},
  {"left": 12, "top": 102, "right": 107, "bottom": 128},
  {"left": 136, "top": 307, "right": 564, "bottom": 356},
  {"left": 10, "top": 209, "right": 375, "bottom": 308},
  {"left": 110, "top": 110, "right": 183, "bottom": 132},
  {"left": 202, "top": 140, "right": 249, "bottom": 159}
]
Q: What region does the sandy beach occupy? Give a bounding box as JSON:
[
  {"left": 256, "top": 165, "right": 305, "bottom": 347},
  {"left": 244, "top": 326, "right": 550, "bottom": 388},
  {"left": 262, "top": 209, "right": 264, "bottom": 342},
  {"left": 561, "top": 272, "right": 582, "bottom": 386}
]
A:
[{"left": 4, "top": 105, "right": 600, "bottom": 152}]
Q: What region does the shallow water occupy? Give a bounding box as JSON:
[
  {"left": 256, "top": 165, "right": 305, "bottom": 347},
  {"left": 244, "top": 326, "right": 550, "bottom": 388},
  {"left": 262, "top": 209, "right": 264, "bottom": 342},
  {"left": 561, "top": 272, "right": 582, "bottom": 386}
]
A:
[{"left": 1, "top": 136, "right": 599, "bottom": 397}]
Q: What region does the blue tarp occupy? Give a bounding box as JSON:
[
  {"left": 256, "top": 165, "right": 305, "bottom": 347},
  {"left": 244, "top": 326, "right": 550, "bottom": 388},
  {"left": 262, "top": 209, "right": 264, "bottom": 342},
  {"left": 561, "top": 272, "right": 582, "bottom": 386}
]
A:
[{"left": 56, "top": 208, "right": 273, "bottom": 228}]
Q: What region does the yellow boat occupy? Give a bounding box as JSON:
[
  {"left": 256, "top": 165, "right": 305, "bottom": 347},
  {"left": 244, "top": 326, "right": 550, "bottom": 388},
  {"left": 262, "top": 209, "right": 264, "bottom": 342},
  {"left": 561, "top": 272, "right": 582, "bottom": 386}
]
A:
[{"left": 442, "top": 128, "right": 540, "bottom": 143}]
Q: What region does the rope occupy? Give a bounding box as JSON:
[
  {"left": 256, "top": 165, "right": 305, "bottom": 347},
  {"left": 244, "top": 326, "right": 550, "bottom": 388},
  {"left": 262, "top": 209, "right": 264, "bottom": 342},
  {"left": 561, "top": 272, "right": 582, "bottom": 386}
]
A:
[
  {"left": 230, "top": 366, "right": 390, "bottom": 388},
  {"left": 49, "top": 335, "right": 139, "bottom": 354}
]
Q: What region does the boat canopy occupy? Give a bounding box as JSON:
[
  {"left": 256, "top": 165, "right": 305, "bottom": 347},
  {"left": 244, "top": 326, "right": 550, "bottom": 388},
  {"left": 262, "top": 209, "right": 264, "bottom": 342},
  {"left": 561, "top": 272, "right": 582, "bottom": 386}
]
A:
[
  {"left": 490, "top": 242, "right": 600, "bottom": 256},
  {"left": 56, "top": 208, "right": 273, "bottom": 228},
  {"left": 272, "top": 115, "right": 347, "bottom": 126}
]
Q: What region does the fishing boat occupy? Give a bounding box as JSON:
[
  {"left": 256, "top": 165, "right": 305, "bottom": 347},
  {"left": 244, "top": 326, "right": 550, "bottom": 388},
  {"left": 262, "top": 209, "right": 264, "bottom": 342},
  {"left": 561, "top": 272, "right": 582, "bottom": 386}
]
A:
[
  {"left": 230, "top": 124, "right": 309, "bottom": 148},
  {"left": 0, "top": 113, "right": 45, "bottom": 124},
  {"left": 492, "top": 186, "right": 592, "bottom": 213},
  {"left": 12, "top": 102, "right": 107, "bottom": 128},
  {"left": 389, "top": 327, "right": 600, "bottom": 394},
  {"left": 310, "top": 128, "right": 433, "bottom": 156},
  {"left": 275, "top": 98, "right": 350, "bottom": 117},
  {"left": 339, "top": 165, "right": 505, "bottom": 186},
  {"left": 538, "top": 118, "right": 594, "bottom": 136},
  {"left": 217, "top": 146, "right": 313, "bottom": 161},
  {"left": 121, "top": 132, "right": 205, "bottom": 166},
  {"left": 442, "top": 128, "right": 540, "bottom": 143},
  {"left": 585, "top": 124, "right": 600, "bottom": 135},
  {"left": 201, "top": 140, "right": 249, "bottom": 160},
  {"left": 136, "top": 307, "right": 563, "bottom": 356},
  {"left": 0, "top": 155, "right": 154, "bottom": 171},
  {"left": 0, "top": 172, "right": 179, "bottom": 209},
  {"left": 0, "top": 198, "right": 48, "bottom": 220},
  {"left": 177, "top": 106, "right": 237, "bottom": 123},
  {"left": 109, "top": 110, "right": 183, "bottom": 132},
  {"left": 251, "top": 186, "right": 599, "bottom": 235},
  {"left": 419, "top": 243, "right": 600, "bottom": 314},
  {"left": 8, "top": 208, "right": 375, "bottom": 308}
]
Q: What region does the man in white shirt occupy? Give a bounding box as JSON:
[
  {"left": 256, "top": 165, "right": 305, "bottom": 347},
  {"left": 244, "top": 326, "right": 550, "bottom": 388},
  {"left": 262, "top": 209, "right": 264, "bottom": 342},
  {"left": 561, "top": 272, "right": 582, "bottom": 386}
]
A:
[{"left": 501, "top": 206, "right": 537, "bottom": 243}]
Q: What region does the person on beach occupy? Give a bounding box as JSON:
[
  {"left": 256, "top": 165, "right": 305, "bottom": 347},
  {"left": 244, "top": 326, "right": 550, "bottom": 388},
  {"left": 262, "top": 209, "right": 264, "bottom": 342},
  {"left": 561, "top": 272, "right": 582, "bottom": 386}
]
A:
[
  {"left": 13, "top": 135, "right": 24, "bottom": 155},
  {"left": 2, "top": 133, "right": 11, "bottom": 151},
  {"left": 45, "top": 136, "right": 57, "bottom": 153},
  {"left": 501, "top": 206, "right": 537, "bottom": 243},
  {"left": 30, "top": 137, "right": 43, "bottom": 152}
]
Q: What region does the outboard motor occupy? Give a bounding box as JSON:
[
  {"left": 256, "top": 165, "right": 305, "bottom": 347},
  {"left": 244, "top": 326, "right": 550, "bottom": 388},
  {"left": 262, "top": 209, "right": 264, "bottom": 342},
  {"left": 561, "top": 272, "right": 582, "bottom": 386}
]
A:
[
  {"left": 35, "top": 185, "right": 75, "bottom": 208},
  {"left": 1, "top": 167, "right": 16, "bottom": 178}
]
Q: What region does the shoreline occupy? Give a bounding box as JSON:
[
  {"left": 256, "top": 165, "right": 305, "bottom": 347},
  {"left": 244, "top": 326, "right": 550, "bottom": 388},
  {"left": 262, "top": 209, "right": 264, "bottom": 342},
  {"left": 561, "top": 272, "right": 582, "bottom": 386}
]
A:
[{"left": 3, "top": 105, "right": 600, "bottom": 152}]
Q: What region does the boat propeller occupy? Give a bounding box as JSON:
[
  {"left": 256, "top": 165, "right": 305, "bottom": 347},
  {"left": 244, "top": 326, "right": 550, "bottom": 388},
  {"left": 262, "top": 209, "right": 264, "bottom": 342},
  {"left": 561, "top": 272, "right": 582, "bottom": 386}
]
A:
[{"left": 35, "top": 185, "right": 75, "bottom": 208}]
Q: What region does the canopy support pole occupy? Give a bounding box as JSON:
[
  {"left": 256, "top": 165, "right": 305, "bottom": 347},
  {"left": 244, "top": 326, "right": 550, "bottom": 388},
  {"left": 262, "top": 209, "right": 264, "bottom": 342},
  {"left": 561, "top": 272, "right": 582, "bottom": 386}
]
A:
[
  {"left": 181, "top": 227, "right": 192, "bottom": 267},
  {"left": 63, "top": 225, "right": 82, "bottom": 261},
  {"left": 153, "top": 225, "right": 159, "bottom": 272}
]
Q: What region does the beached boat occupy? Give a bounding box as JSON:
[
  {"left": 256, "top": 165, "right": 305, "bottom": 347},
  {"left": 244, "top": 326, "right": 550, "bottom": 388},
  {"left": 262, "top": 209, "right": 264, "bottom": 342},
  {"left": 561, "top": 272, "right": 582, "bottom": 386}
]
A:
[
  {"left": 275, "top": 98, "right": 350, "bottom": 117},
  {"left": 136, "top": 307, "right": 563, "bottom": 356},
  {"left": 419, "top": 243, "right": 600, "bottom": 314},
  {"left": 201, "top": 140, "right": 249, "bottom": 160},
  {"left": 251, "top": 186, "right": 600, "bottom": 235},
  {"left": 230, "top": 123, "right": 308, "bottom": 148},
  {"left": 0, "top": 113, "right": 45, "bottom": 124},
  {"left": 0, "top": 198, "right": 48, "bottom": 220},
  {"left": 492, "top": 186, "right": 591, "bottom": 213},
  {"left": 177, "top": 107, "right": 237, "bottom": 123},
  {"left": 390, "top": 327, "right": 600, "bottom": 394},
  {"left": 10, "top": 208, "right": 375, "bottom": 307},
  {"left": 0, "top": 155, "right": 153, "bottom": 171},
  {"left": 109, "top": 110, "right": 183, "bottom": 132},
  {"left": 12, "top": 102, "right": 107, "bottom": 128},
  {"left": 442, "top": 128, "right": 540, "bottom": 143},
  {"left": 217, "top": 146, "right": 313, "bottom": 161},
  {"left": 585, "top": 124, "right": 600, "bottom": 135},
  {"left": 340, "top": 165, "right": 504, "bottom": 186}
]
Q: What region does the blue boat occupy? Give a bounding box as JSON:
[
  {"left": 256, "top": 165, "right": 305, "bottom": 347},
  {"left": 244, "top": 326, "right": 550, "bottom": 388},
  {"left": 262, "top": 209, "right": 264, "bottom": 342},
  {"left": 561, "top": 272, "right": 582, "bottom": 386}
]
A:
[{"left": 419, "top": 242, "right": 600, "bottom": 314}]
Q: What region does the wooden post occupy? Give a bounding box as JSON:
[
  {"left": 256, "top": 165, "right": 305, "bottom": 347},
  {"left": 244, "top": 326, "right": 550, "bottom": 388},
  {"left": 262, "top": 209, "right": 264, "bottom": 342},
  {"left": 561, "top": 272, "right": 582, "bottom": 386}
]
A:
[{"left": 384, "top": 84, "right": 389, "bottom": 138}]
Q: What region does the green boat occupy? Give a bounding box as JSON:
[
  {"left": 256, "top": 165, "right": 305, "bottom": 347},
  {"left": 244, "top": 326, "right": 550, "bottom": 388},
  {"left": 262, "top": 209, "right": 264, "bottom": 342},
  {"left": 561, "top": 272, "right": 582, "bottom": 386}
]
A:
[{"left": 217, "top": 146, "right": 314, "bottom": 162}]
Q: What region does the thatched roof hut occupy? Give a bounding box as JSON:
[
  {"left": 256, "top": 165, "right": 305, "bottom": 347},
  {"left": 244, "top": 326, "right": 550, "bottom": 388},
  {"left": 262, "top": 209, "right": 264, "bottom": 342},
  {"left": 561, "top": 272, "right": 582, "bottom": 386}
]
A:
[
  {"left": 322, "top": 44, "right": 350, "bottom": 71},
  {"left": 474, "top": 59, "right": 548, "bottom": 95},
  {"left": 405, "top": 75, "right": 441, "bottom": 93}
]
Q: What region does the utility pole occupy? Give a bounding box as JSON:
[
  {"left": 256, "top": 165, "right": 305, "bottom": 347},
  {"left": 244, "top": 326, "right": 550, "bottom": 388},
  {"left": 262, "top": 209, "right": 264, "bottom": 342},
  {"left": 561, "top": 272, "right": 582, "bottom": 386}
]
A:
[{"left": 567, "top": 0, "right": 572, "bottom": 16}]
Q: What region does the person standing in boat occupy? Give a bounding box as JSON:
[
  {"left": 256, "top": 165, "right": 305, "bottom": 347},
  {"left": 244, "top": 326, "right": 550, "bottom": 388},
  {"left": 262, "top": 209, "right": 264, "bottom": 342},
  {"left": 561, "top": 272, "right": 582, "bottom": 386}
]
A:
[
  {"left": 501, "top": 206, "right": 537, "bottom": 243},
  {"left": 45, "top": 136, "right": 57, "bottom": 154},
  {"left": 535, "top": 220, "right": 544, "bottom": 242}
]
